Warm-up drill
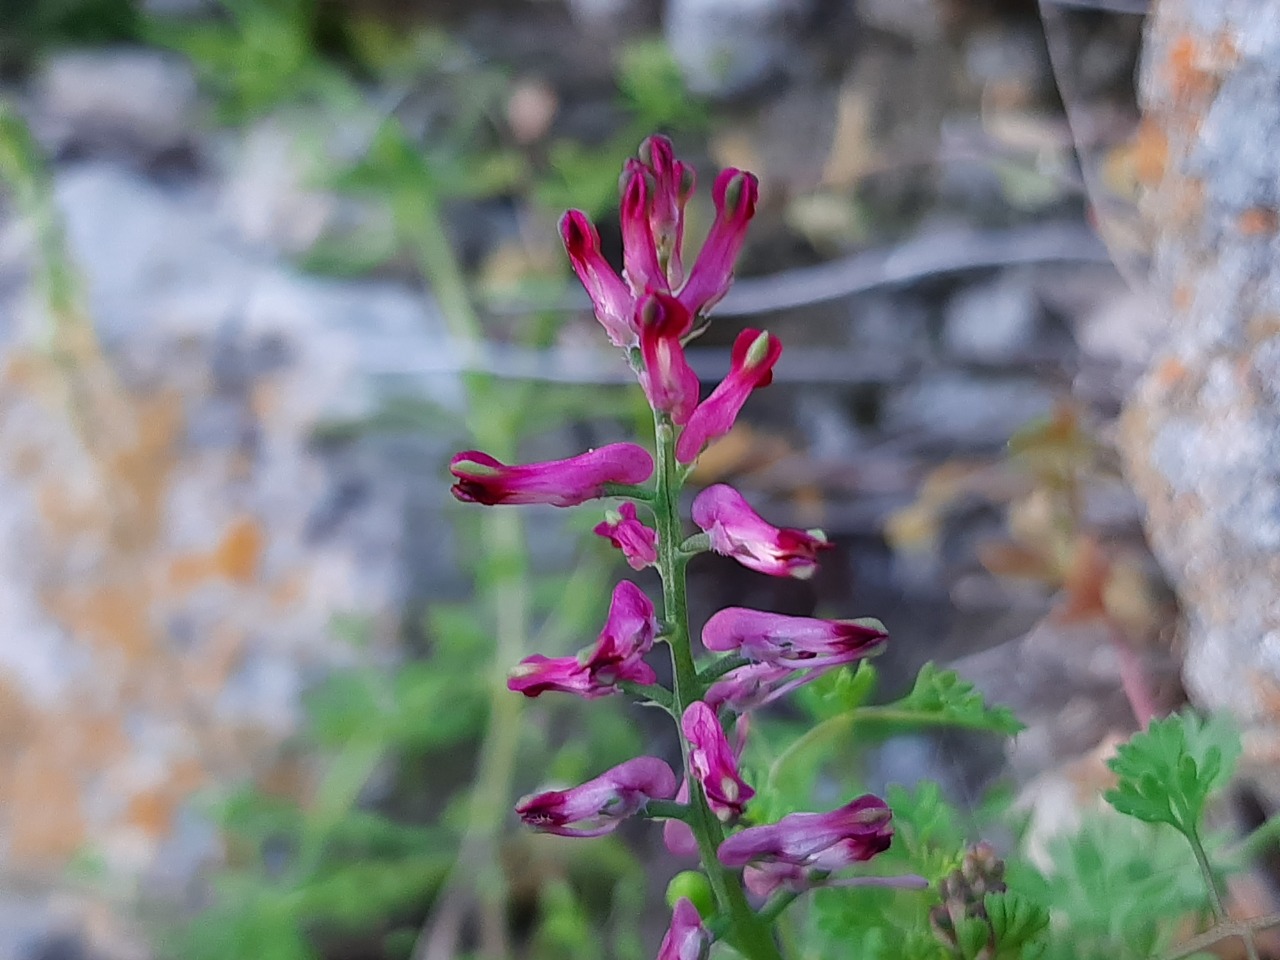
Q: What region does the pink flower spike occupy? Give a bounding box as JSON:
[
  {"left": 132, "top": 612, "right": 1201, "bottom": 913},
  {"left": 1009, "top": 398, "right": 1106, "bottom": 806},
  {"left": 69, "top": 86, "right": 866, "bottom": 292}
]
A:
[
  {"left": 663, "top": 780, "right": 699, "bottom": 857},
  {"left": 717, "top": 794, "right": 894, "bottom": 869},
  {"left": 675, "top": 329, "right": 781, "bottom": 464},
  {"left": 637, "top": 292, "right": 701, "bottom": 424},
  {"left": 639, "top": 135, "right": 695, "bottom": 289},
  {"left": 450, "top": 444, "right": 654, "bottom": 507},
  {"left": 701, "top": 607, "right": 887, "bottom": 670},
  {"left": 678, "top": 169, "right": 759, "bottom": 318},
  {"left": 620, "top": 160, "right": 667, "bottom": 297},
  {"left": 692, "top": 484, "right": 832, "bottom": 579},
  {"left": 657, "top": 899, "right": 710, "bottom": 960},
  {"left": 682, "top": 701, "right": 754, "bottom": 821},
  {"left": 594, "top": 502, "right": 659, "bottom": 570},
  {"left": 560, "top": 210, "right": 637, "bottom": 348},
  {"left": 508, "top": 580, "right": 658, "bottom": 698},
  {"left": 516, "top": 756, "right": 677, "bottom": 838}
]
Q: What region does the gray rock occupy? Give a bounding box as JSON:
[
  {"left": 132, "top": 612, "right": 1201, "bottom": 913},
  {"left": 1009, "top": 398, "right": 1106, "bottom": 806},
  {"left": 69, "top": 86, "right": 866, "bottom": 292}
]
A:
[
  {"left": 663, "top": 0, "right": 812, "bottom": 97},
  {"left": 943, "top": 271, "right": 1043, "bottom": 364},
  {"left": 883, "top": 370, "right": 1057, "bottom": 449},
  {"left": 1122, "top": 0, "right": 1280, "bottom": 803},
  {"left": 35, "top": 49, "right": 198, "bottom": 157}
]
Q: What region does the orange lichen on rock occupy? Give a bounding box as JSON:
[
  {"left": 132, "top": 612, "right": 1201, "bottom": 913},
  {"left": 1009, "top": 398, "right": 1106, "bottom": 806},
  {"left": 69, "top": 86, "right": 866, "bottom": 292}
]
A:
[
  {"left": 169, "top": 516, "right": 265, "bottom": 589},
  {"left": 1237, "top": 207, "right": 1279, "bottom": 236},
  {"left": 1165, "top": 34, "right": 1218, "bottom": 103},
  {"left": 1153, "top": 356, "right": 1189, "bottom": 389}
]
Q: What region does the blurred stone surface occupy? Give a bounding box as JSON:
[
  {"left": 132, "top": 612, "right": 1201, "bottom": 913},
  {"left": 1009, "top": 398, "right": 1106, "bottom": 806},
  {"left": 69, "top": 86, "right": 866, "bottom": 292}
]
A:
[
  {"left": 34, "top": 50, "right": 198, "bottom": 159},
  {"left": 663, "top": 0, "right": 813, "bottom": 97},
  {"left": 1119, "top": 0, "right": 1280, "bottom": 798},
  {"left": 943, "top": 271, "right": 1043, "bottom": 364},
  {"left": 0, "top": 154, "right": 461, "bottom": 933}
]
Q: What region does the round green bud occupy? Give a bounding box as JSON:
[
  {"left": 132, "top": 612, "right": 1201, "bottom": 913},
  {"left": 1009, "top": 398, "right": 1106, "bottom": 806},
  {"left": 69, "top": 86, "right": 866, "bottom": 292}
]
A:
[{"left": 665, "top": 871, "right": 714, "bottom": 919}]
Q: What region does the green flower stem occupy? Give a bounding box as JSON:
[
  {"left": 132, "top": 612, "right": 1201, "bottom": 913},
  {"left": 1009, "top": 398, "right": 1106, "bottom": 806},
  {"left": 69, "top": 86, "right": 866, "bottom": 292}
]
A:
[
  {"left": 698, "top": 655, "right": 751, "bottom": 687},
  {"left": 1184, "top": 824, "right": 1260, "bottom": 960},
  {"left": 652, "top": 413, "right": 784, "bottom": 960}
]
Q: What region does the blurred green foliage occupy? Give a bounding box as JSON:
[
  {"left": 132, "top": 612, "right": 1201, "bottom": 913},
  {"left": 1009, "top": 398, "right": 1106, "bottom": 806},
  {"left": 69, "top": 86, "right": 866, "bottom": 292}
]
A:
[{"left": 0, "top": 0, "right": 138, "bottom": 66}]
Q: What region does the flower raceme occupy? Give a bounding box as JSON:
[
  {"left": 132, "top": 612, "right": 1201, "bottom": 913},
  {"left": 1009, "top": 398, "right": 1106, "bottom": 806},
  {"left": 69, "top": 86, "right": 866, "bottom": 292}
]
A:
[
  {"left": 593, "top": 501, "right": 659, "bottom": 570},
  {"left": 449, "top": 444, "right": 653, "bottom": 507},
  {"left": 516, "top": 755, "right": 678, "bottom": 838},
  {"left": 682, "top": 701, "right": 754, "bottom": 821},
  {"left": 508, "top": 580, "right": 658, "bottom": 698},
  {"left": 657, "top": 899, "right": 709, "bottom": 960},
  {"left": 562, "top": 134, "right": 758, "bottom": 348},
  {"left": 702, "top": 607, "right": 888, "bottom": 670},
  {"left": 692, "top": 484, "right": 831, "bottom": 579}
]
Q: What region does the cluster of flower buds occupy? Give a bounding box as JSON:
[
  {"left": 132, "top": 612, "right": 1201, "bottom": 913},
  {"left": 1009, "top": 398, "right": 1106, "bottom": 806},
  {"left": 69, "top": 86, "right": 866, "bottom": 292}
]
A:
[{"left": 449, "top": 136, "right": 909, "bottom": 959}]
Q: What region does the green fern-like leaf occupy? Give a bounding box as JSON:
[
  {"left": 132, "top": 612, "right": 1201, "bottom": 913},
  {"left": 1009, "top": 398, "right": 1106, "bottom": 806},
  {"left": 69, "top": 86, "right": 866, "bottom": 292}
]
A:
[
  {"left": 1104, "top": 710, "right": 1240, "bottom": 835},
  {"left": 888, "top": 663, "right": 1024, "bottom": 736}
]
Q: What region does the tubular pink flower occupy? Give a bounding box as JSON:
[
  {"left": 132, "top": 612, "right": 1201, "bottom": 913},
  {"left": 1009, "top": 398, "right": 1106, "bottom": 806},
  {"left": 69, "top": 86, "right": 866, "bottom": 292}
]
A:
[
  {"left": 594, "top": 502, "right": 659, "bottom": 570},
  {"left": 701, "top": 607, "right": 887, "bottom": 670},
  {"left": 450, "top": 444, "right": 654, "bottom": 507},
  {"left": 744, "top": 862, "right": 928, "bottom": 899},
  {"left": 657, "top": 899, "right": 709, "bottom": 960},
  {"left": 691, "top": 484, "right": 832, "bottom": 579},
  {"left": 704, "top": 661, "right": 820, "bottom": 714},
  {"left": 637, "top": 292, "right": 700, "bottom": 424},
  {"left": 560, "top": 210, "right": 638, "bottom": 347},
  {"left": 675, "top": 329, "right": 782, "bottom": 464},
  {"left": 717, "top": 794, "right": 894, "bottom": 870},
  {"left": 682, "top": 701, "right": 754, "bottom": 821},
  {"left": 620, "top": 160, "right": 667, "bottom": 297},
  {"left": 516, "top": 755, "right": 677, "bottom": 838},
  {"left": 678, "top": 168, "right": 759, "bottom": 318},
  {"left": 508, "top": 580, "right": 658, "bottom": 698},
  {"left": 639, "top": 134, "right": 695, "bottom": 289}
]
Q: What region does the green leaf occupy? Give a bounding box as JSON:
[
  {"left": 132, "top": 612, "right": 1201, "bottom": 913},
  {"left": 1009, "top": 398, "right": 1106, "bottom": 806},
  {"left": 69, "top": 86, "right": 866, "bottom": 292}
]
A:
[
  {"left": 1104, "top": 710, "right": 1240, "bottom": 835},
  {"left": 1009, "top": 812, "right": 1210, "bottom": 960},
  {"left": 954, "top": 915, "right": 992, "bottom": 959},
  {"left": 986, "top": 891, "right": 1049, "bottom": 957},
  {"left": 886, "top": 663, "right": 1024, "bottom": 736}
]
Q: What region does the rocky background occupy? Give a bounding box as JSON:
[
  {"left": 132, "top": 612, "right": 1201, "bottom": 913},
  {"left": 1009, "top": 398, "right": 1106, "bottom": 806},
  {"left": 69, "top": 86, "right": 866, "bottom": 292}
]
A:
[{"left": 0, "top": 0, "right": 1249, "bottom": 957}]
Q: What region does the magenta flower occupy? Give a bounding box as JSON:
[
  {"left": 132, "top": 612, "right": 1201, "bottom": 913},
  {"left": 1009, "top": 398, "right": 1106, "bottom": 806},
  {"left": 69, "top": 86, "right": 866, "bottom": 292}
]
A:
[
  {"left": 718, "top": 795, "right": 895, "bottom": 891},
  {"left": 675, "top": 329, "right": 782, "bottom": 464},
  {"left": 560, "top": 211, "right": 638, "bottom": 348},
  {"left": 691, "top": 484, "right": 832, "bottom": 579},
  {"left": 704, "top": 661, "right": 817, "bottom": 714},
  {"left": 639, "top": 135, "right": 695, "bottom": 288},
  {"left": 745, "top": 862, "right": 928, "bottom": 899},
  {"left": 594, "top": 502, "right": 659, "bottom": 570},
  {"left": 637, "top": 292, "right": 700, "bottom": 424},
  {"left": 701, "top": 607, "right": 887, "bottom": 670},
  {"left": 508, "top": 580, "right": 658, "bottom": 698},
  {"left": 682, "top": 701, "right": 754, "bottom": 821},
  {"left": 657, "top": 898, "right": 709, "bottom": 960},
  {"left": 621, "top": 159, "right": 667, "bottom": 296},
  {"left": 450, "top": 444, "right": 653, "bottom": 507},
  {"left": 516, "top": 755, "right": 677, "bottom": 837},
  {"left": 677, "top": 168, "right": 759, "bottom": 318}
]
